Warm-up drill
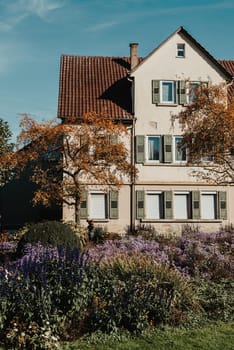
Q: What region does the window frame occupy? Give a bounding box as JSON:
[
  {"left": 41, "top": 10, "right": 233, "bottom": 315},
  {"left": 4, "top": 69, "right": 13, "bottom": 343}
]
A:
[
  {"left": 200, "top": 192, "right": 217, "bottom": 220},
  {"left": 90, "top": 191, "right": 108, "bottom": 220},
  {"left": 160, "top": 80, "right": 175, "bottom": 104},
  {"left": 145, "top": 191, "right": 163, "bottom": 219},
  {"left": 173, "top": 136, "right": 187, "bottom": 163},
  {"left": 146, "top": 135, "right": 162, "bottom": 162},
  {"left": 186, "top": 81, "right": 208, "bottom": 104},
  {"left": 174, "top": 191, "right": 191, "bottom": 219},
  {"left": 177, "top": 43, "right": 185, "bottom": 57}
]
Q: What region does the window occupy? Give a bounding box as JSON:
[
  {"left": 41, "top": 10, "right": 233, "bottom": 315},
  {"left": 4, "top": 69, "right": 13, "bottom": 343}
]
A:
[
  {"left": 187, "top": 81, "right": 208, "bottom": 103},
  {"left": 174, "top": 136, "right": 187, "bottom": 162},
  {"left": 90, "top": 193, "right": 107, "bottom": 219},
  {"left": 201, "top": 193, "right": 216, "bottom": 219},
  {"left": 152, "top": 80, "right": 178, "bottom": 105},
  {"left": 160, "top": 81, "right": 175, "bottom": 103},
  {"left": 201, "top": 145, "right": 215, "bottom": 162},
  {"left": 80, "top": 191, "right": 119, "bottom": 220},
  {"left": 174, "top": 192, "right": 190, "bottom": 219},
  {"left": 187, "top": 82, "right": 200, "bottom": 103},
  {"left": 177, "top": 43, "right": 185, "bottom": 57},
  {"left": 136, "top": 190, "right": 227, "bottom": 221},
  {"left": 147, "top": 136, "right": 161, "bottom": 161},
  {"left": 136, "top": 135, "right": 186, "bottom": 164},
  {"left": 146, "top": 192, "right": 163, "bottom": 219}
]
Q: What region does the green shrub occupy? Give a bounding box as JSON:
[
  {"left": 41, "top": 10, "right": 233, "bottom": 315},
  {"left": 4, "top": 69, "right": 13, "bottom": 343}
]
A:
[
  {"left": 196, "top": 279, "right": 234, "bottom": 322},
  {"left": 85, "top": 254, "right": 198, "bottom": 334},
  {"left": 65, "top": 222, "right": 89, "bottom": 250},
  {"left": 17, "top": 221, "right": 81, "bottom": 255}
]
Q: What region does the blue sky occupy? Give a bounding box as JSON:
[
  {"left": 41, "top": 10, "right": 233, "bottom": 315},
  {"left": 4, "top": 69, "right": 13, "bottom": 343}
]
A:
[{"left": 0, "top": 0, "right": 234, "bottom": 141}]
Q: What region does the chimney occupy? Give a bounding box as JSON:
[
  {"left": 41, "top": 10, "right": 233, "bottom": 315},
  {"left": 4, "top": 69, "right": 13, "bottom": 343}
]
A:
[{"left": 129, "top": 42, "right": 139, "bottom": 70}]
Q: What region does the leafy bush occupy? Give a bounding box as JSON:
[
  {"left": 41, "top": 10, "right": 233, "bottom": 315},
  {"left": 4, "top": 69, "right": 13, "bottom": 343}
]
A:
[
  {"left": 197, "top": 279, "right": 234, "bottom": 322},
  {"left": 85, "top": 255, "right": 197, "bottom": 333},
  {"left": 65, "top": 222, "right": 89, "bottom": 250},
  {"left": 17, "top": 221, "right": 81, "bottom": 255}
]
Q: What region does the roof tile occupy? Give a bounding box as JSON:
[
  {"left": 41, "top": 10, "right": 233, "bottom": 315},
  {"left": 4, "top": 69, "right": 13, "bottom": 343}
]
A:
[{"left": 58, "top": 55, "right": 134, "bottom": 120}]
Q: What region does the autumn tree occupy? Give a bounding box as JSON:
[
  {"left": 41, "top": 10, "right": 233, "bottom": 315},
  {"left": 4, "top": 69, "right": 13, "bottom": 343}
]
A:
[
  {"left": 0, "top": 118, "right": 14, "bottom": 187},
  {"left": 178, "top": 83, "right": 234, "bottom": 184},
  {"left": 0, "top": 113, "right": 135, "bottom": 223}
]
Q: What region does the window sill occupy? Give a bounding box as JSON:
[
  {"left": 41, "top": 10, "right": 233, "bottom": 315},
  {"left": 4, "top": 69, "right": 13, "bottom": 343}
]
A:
[
  {"left": 155, "top": 103, "right": 178, "bottom": 107},
  {"left": 143, "top": 162, "right": 188, "bottom": 166},
  {"left": 92, "top": 219, "right": 109, "bottom": 223},
  {"left": 141, "top": 219, "right": 222, "bottom": 223}
]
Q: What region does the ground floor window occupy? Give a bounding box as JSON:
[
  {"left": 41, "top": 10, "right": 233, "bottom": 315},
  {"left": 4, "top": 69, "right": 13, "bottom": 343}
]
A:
[
  {"left": 146, "top": 193, "right": 163, "bottom": 219},
  {"left": 90, "top": 193, "right": 107, "bottom": 219},
  {"left": 201, "top": 193, "right": 216, "bottom": 219},
  {"left": 136, "top": 190, "right": 227, "bottom": 221},
  {"left": 80, "top": 191, "right": 119, "bottom": 220},
  {"left": 174, "top": 192, "right": 190, "bottom": 219}
]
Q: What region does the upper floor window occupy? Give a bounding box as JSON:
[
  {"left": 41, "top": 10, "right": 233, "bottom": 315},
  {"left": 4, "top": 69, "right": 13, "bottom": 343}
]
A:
[
  {"left": 147, "top": 136, "right": 161, "bottom": 162},
  {"left": 177, "top": 43, "right": 185, "bottom": 57},
  {"left": 152, "top": 80, "right": 177, "bottom": 104},
  {"left": 187, "top": 81, "right": 201, "bottom": 103},
  {"left": 136, "top": 135, "right": 187, "bottom": 164},
  {"left": 152, "top": 80, "right": 208, "bottom": 106},
  {"left": 160, "top": 81, "right": 175, "bottom": 103},
  {"left": 187, "top": 81, "right": 208, "bottom": 103},
  {"left": 174, "top": 136, "right": 187, "bottom": 162}
]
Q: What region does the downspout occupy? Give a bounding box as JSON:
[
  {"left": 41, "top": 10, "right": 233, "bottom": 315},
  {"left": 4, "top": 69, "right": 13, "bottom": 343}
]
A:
[
  {"left": 127, "top": 75, "right": 136, "bottom": 234},
  {"left": 128, "top": 42, "right": 138, "bottom": 233},
  {"left": 130, "top": 117, "right": 136, "bottom": 233}
]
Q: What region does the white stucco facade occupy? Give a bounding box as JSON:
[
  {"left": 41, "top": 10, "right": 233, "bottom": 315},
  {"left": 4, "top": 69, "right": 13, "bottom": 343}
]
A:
[{"left": 62, "top": 28, "right": 233, "bottom": 235}]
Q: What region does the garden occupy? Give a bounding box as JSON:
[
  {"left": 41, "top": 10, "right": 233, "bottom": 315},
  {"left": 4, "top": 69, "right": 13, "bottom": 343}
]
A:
[{"left": 0, "top": 221, "right": 233, "bottom": 349}]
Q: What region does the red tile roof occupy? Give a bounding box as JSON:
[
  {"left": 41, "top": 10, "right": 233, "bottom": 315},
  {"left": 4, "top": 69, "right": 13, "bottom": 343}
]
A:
[
  {"left": 219, "top": 60, "right": 234, "bottom": 76},
  {"left": 58, "top": 55, "right": 134, "bottom": 120},
  {"left": 219, "top": 60, "right": 234, "bottom": 101}
]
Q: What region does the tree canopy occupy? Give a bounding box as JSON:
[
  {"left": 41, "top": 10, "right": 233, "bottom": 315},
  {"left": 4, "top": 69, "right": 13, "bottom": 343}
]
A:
[
  {"left": 0, "top": 118, "right": 14, "bottom": 187},
  {"left": 0, "top": 113, "right": 136, "bottom": 222},
  {"left": 178, "top": 83, "right": 234, "bottom": 185}
]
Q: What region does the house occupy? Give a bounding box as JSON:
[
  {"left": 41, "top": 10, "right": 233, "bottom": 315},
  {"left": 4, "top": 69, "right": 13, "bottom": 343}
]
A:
[{"left": 58, "top": 26, "right": 234, "bottom": 234}]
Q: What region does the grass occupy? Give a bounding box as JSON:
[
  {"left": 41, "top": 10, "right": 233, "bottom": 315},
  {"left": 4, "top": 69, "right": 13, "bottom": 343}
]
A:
[{"left": 61, "top": 322, "right": 234, "bottom": 350}]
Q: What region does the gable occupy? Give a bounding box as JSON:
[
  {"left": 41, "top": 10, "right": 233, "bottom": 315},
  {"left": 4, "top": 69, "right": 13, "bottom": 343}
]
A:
[{"left": 131, "top": 27, "right": 232, "bottom": 82}]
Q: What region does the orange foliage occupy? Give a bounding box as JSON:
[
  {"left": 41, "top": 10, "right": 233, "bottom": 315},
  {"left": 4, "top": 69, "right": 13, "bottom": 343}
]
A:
[
  {"left": 1, "top": 113, "right": 136, "bottom": 222},
  {"left": 178, "top": 83, "right": 234, "bottom": 184}
]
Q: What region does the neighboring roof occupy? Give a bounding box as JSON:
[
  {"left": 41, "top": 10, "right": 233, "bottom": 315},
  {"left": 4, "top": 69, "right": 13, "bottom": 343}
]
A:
[
  {"left": 58, "top": 55, "right": 134, "bottom": 120},
  {"left": 219, "top": 60, "right": 234, "bottom": 76},
  {"left": 219, "top": 60, "right": 234, "bottom": 100},
  {"left": 131, "top": 26, "right": 233, "bottom": 81}
]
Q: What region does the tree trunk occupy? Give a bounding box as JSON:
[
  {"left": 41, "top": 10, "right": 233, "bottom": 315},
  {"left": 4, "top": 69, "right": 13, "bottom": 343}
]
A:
[{"left": 75, "top": 194, "right": 81, "bottom": 224}]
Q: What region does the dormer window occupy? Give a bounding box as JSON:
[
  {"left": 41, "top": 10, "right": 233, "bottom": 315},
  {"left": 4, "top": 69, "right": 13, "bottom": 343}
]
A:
[{"left": 177, "top": 43, "right": 185, "bottom": 57}]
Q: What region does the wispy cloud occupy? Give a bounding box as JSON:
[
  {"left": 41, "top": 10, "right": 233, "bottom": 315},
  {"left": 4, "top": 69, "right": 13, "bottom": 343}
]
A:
[
  {"left": 0, "top": 0, "right": 65, "bottom": 32},
  {"left": 9, "top": 0, "right": 65, "bottom": 19},
  {"left": 85, "top": 20, "right": 118, "bottom": 32},
  {"left": 82, "top": 0, "right": 234, "bottom": 33}
]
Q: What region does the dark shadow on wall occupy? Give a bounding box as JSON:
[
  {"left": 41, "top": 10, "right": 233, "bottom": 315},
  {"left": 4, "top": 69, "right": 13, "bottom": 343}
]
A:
[{"left": 0, "top": 170, "right": 62, "bottom": 231}]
